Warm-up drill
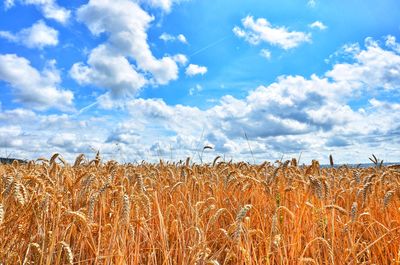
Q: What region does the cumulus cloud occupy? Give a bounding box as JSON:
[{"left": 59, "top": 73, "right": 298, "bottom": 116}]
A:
[
  {"left": 385, "top": 35, "right": 400, "bottom": 53},
  {"left": 185, "top": 64, "right": 207, "bottom": 76},
  {"left": 6, "top": 0, "right": 70, "bottom": 23},
  {"left": 0, "top": 108, "right": 36, "bottom": 123},
  {"left": 0, "top": 20, "right": 58, "bottom": 49},
  {"left": 326, "top": 136, "right": 351, "bottom": 147},
  {"left": 138, "top": 0, "right": 187, "bottom": 13},
  {"left": 189, "top": 84, "right": 202, "bottom": 95},
  {"left": 177, "top": 34, "right": 188, "bottom": 44},
  {"left": 160, "top": 33, "right": 188, "bottom": 44},
  {"left": 309, "top": 21, "right": 327, "bottom": 30},
  {"left": 233, "top": 16, "right": 311, "bottom": 49},
  {"left": 0, "top": 125, "right": 23, "bottom": 148},
  {"left": 70, "top": 45, "right": 147, "bottom": 98},
  {"left": 117, "top": 37, "right": 400, "bottom": 161},
  {"left": 71, "top": 0, "right": 184, "bottom": 99},
  {"left": 28, "top": 0, "right": 70, "bottom": 23},
  {"left": 172, "top": 54, "right": 188, "bottom": 66},
  {"left": 0, "top": 110, "right": 115, "bottom": 160},
  {"left": 125, "top": 98, "right": 206, "bottom": 136},
  {"left": 2, "top": 37, "right": 400, "bottom": 164},
  {"left": 260, "top": 48, "right": 271, "bottom": 59},
  {"left": 159, "top": 33, "right": 175, "bottom": 42},
  {"left": 47, "top": 132, "right": 79, "bottom": 150},
  {"left": 369, "top": 98, "right": 400, "bottom": 110},
  {"left": 326, "top": 38, "right": 400, "bottom": 90},
  {"left": 0, "top": 54, "right": 73, "bottom": 110}
]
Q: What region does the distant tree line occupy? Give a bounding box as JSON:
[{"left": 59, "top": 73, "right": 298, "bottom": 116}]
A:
[{"left": 0, "top": 157, "right": 27, "bottom": 164}]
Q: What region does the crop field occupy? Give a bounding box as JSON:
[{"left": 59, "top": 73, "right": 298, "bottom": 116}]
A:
[{"left": 1, "top": 154, "right": 400, "bottom": 264}]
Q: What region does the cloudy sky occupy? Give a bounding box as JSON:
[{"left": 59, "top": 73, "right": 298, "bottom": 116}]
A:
[{"left": 0, "top": 0, "right": 400, "bottom": 164}]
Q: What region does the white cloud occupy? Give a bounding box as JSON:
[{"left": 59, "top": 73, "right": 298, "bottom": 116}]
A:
[
  {"left": 0, "top": 111, "right": 116, "bottom": 160},
  {"left": 325, "top": 42, "right": 361, "bottom": 64},
  {"left": 0, "top": 108, "right": 36, "bottom": 123},
  {"left": 172, "top": 54, "right": 188, "bottom": 66},
  {"left": 70, "top": 45, "right": 147, "bottom": 98},
  {"left": 3, "top": 37, "right": 400, "bottom": 164},
  {"left": 4, "top": 0, "right": 14, "bottom": 9},
  {"left": 47, "top": 132, "right": 77, "bottom": 148},
  {"left": 0, "top": 54, "right": 73, "bottom": 110},
  {"left": 159, "top": 33, "right": 175, "bottom": 42},
  {"left": 309, "top": 21, "right": 327, "bottom": 30},
  {"left": 185, "top": 64, "right": 207, "bottom": 76},
  {"left": 369, "top": 98, "right": 400, "bottom": 110},
  {"left": 307, "top": 0, "right": 316, "bottom": 8},
  {"left": 342, "top": 43, "right": 361, "bottom": 54},
  {"left": 260, "top": 48, "right": 271, "bottom": 59},
  {"left": 189, "top": 84, "right": 202, "bottom": 95},
  {"left": 160, "top": 32, "right": 188, "bottom": 44},
  {"left": 385, "top": 35, "right": 400, "bottom": 53},
  {"left": 233, "top": 16, "right": 311, "bottom": 50},
  {"left": 0, "top": 20, "right": 58, "bottom": 49},
  {"left": 71, "top": 0, "right": 183, "bottom": 99},
  {"left": 125, "top": 98, "right": 206, "bottom": 137},
  {"left": 177, "top": 34, "right": 188, "bottom": 44},
  {"left": 138, "top": 0, "right": 185, "bottom": 13},
  {"left": 0, "top": 126, "right": 23, "bottom": 148},
  {"left": 120, "top": 37, "right": 400, "bottom": 162},
  {"left": 7, "top": 0, "right": 71, "bottom": 23},
  {"left": 326, "top": 38, "right": 400, "bottom": 90},
  {"left": 0, "top": 31, "right": 16, "bottom": 41}
]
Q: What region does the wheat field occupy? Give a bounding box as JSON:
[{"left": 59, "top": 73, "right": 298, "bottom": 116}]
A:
[{"left": 0, "top": 153, "right": 400, "bottom": 264}]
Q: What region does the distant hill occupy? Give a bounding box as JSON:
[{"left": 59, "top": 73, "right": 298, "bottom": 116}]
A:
[
  {"left": 320, "top": 162, "right": 400, "bottom": 168},
  {"left": 0, "top": 156, "right": 398, "bottom": 167}
]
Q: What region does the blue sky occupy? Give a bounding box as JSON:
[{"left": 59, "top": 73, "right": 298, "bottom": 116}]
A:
[{"left": 0, "top": 0, "right": 400, "bottom": 164}]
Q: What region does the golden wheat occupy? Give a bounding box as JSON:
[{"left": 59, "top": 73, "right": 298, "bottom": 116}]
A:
[{"left": 0, "top": 154, "right": 398, "bottom": 264}]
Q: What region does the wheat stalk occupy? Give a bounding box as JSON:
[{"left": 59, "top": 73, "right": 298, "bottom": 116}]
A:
[
  {"left": 233, "top": 204, "right": 252, "bottom": 239},
  {"left": 325, "top": 204, "right": 348, "bottom": 215},
  {"left": 60, "top": 241, "right": 73, "bottom": 265},
  {"left": 0, "top": 203, "right": 4, "bottom": 224},
  {"left": 309, "top": 176, "right": 324, "bottom": 199},
  {"left": 88, "top": 193, "right": 98, "bottom": 223},
  {"left": 383, "top": 190, "right": 395, "bottom": 208},
  {"left": 350, "top": 202, "right": 358, "bottom": 222},
  {"left": 121, "top": 193, "right": 130, "bottom": 224},
  {"left": 13, "top": 181, "right": 25, "bottom": 205}
]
